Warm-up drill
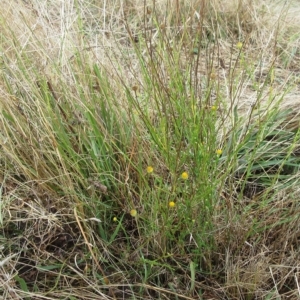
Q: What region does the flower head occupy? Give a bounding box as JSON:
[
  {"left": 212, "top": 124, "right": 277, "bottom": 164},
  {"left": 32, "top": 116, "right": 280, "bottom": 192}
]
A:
[
  {"left": 216, "top": 149, "right": 223, "bottom": 155},
  {"left": 211, "top": 105, "right": 217, "bottom": 111},
  {"left": 236, "top": 42, "right": 243, "bottom": 49},
  {"left": 132, "top": 85, "right": 138, "bottom": 92},
  {"left": 146, "top": 166, "right": 154, "bottom": 174},
  {"left": 169, "top": 201, "right": 176, "bottom": 208},
  {"left": 181, "top": 171, "right": 189, "bottom": 180},
  {"left": 210, "top": 72, "right": 217, "bottom": 80},
  {"left": 113, "top": 217, "right": 117, "bottom": 222},
  {"left": 130, "top": 209, "right": 137, "bottom": 217}
]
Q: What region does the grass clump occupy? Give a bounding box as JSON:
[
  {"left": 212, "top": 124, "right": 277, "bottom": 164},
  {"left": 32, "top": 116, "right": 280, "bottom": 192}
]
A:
[{"left": 1, "top": 0, "right": 300, "bottom": 299}]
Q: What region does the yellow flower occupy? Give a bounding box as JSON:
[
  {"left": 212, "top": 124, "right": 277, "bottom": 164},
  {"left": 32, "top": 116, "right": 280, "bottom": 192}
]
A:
[
  {"left": 113, "top": 217, "right": 117, "bottom": 222},
  {"left": 216, "top": 149, "right": 223, "bottom": 155},
  {"left": 181, "top": 171, "right": 189, "bottom": 180},
  {"left": 236, "top": 42, "right": 243, "bottom": 49},
  {"left": 211, "top": 105, "right": 217, "bottom": 111},
  {"left": 169, "top": 201, "right": 175, "bottom": 208},
  {"left": 146, "top": 166, "right": 154, "bottom": 174},
  {"left": 130, "top": 209, "right": 137, "bottom": 217}
]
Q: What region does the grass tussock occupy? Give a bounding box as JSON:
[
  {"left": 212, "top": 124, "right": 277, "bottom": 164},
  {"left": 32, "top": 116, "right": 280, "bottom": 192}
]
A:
[{"left": 1, "top": 0, "right": 300, "bottom": 299}]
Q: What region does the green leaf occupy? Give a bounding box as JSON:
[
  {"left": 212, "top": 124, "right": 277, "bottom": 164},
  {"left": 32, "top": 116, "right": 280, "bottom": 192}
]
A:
[
  {"left": 36, "top": 264, "right": 63, "bottom": 271},
  {"left": 14, "top": 275, "right": 29, "bottom": 300}
]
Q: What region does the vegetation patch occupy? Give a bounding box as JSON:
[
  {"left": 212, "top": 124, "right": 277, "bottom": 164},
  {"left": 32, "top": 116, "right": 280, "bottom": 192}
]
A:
[{"left": 0, "top": 0, "right": 300, "bottom": 299}]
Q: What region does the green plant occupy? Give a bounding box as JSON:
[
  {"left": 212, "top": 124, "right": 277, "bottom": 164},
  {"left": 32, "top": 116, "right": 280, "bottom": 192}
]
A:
[{"left": 0, "top": 1, "right": 300, "bottom": 299}]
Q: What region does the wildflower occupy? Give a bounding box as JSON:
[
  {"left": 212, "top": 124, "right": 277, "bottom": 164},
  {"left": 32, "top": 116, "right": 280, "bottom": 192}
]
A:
[
  {"left": 113, "top": 217, "right": 117, "bottom": 222},
  {"left": 132, "top": 85, "right": 138, "bottom": 92},
  {"left": 210, "top": 72, "right": 217, "bottom": 80},
  {"left": 181, "top": 171, "right": 189, "bottom": 180},
  {"left": 211, "top": 105, "right": 217, "bottom": 111},
  {"left": 146, "top": 166, "right": 154, "bottom": 174},
  {"left": 169, "top": 201, "right": 176, "bottom": 208},
  {"left": 130, "top": 209, "right": 137, "bottom": 217},
  {"left": 216, "top": 149, "right": 223, "bottom": 155},
  {"left": 236, "top": 42, "right": 243, "bottom": 49}
]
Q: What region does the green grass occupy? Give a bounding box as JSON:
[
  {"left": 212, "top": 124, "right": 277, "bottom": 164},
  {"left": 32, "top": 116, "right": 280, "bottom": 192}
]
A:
[{"left": 0, "top": 0, "right": 300, "bottom": 299}]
